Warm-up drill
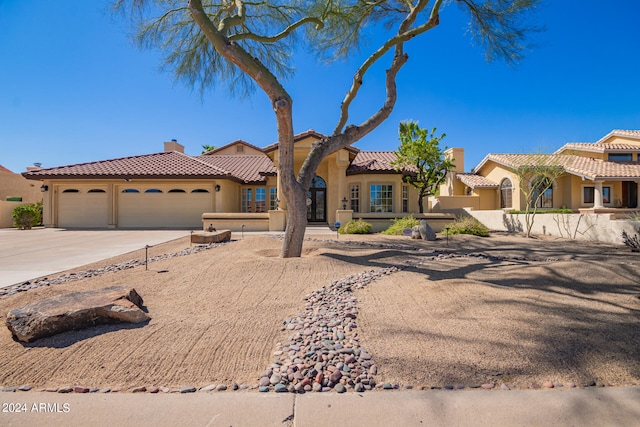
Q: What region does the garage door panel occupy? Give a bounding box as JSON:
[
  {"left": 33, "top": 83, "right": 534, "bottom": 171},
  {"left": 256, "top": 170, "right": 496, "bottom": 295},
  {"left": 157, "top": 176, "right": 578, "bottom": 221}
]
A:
[
  {"left": 58, "top": 188, "right": 109, "bottom": 228},
  {"left": 118, "top": 187, "right": 212, "bottom": 228}
]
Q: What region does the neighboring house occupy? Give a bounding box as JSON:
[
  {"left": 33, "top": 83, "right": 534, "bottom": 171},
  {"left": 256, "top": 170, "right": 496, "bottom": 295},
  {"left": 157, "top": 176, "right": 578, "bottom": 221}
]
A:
[
  {"left": 436, "top": 130, "right": 640, "bottom": 213},
  {"left": 0, "top": 165, "right": 43, "bottom": 228},
  {"left": 22, "top": 131, "right": 436, "bottom": 230}
]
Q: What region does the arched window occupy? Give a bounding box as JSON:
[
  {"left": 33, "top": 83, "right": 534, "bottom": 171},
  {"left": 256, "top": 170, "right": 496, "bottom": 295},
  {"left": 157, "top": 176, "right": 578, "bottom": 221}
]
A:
[
  {"left": 531, "top": 176, "right": 553, "bottom": 208},
  {"left": 122, "top": 189, "right": 140, "bottom": 193},
  {"left": 168, "top": 189, "right": 186, "bottom": 193},
  {"left": 145, "top": 189, "right": 163, "bottom": 193},
  {"left": 88, "top": 189, "right": 106, "bottom": 193},
  {"left": 191, "top": 189, "right": 209, "bottom": 193},
  {"left": 500, "top": 179, "right": 513, "bottom": 209},
  {"left": 311, "top": 175, "right": 326, "bottom": 188},
  {"left": 62, "top": 189, "right": 80, "bottom": 193}
]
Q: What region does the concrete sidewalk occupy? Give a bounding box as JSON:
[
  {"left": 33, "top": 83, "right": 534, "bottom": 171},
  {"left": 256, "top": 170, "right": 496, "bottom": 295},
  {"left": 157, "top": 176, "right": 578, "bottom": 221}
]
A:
[
  {"left": 0, "top": 228, "right": 191, "bottom": 288},
  {"left": 1, "top": 388, "right": 639, "bottom": 426}
]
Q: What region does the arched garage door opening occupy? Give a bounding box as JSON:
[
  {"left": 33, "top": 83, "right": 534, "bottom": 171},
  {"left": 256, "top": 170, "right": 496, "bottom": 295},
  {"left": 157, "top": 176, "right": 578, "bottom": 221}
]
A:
[{"left": 57, "top": 187, "right": 109, "bottom": 228}]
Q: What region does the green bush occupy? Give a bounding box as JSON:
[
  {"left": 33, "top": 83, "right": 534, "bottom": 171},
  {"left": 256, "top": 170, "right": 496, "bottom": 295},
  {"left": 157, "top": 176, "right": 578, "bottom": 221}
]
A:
[
  {"left": 444, "top": 217, "right": 490, "bottom": 237},
  {"left": 338, "top": 219, "right": 373, "bottom": 234},
  {"left": 12, "top": 203, "right": 42, "bottom": 230},
  {"left": 381, "top": 215, "right": 420, "bottom": 235}
]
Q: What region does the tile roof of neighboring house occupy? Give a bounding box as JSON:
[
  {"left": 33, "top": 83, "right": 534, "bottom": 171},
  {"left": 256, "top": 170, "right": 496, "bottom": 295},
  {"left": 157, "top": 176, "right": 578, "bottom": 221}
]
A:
[
  {"left": 347, "top": 151, "right": 403, "bottom": 175},
  {"left": 22, "top": 151, "right": 232, "bottom": 180},
  {"left": 196, "top": 155, "right": 276, "bottom": 183},
  {"left": 555, "top": 129, "right": 640, "bottom": 154},
  {"left": 456, "top": 173, "right": 499, "bottom": 189},
  {"left": 0, "top": 165, "right": 14, "bottom": 174},
  {"left": 475, "top": 153, "right": 640, "bottom": 181}
]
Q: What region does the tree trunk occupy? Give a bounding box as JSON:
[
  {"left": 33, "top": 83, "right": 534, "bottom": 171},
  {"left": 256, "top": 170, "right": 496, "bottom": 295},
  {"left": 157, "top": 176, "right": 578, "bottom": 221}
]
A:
[{"left": 281, "top": 188, "right": 307, "bottom": 258}]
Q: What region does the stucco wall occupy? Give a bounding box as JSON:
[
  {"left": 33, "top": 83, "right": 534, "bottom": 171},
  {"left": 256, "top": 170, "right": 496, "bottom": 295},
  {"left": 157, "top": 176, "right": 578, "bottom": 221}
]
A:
[
  {"left": 0, "top": 200, "right": 21, "bottom": 228},
  {"left": 466, "top": 208, "right": 639, "bottom": 245},
  {"left": 0, "top": 170, "right": 41, "bottom": 204}
]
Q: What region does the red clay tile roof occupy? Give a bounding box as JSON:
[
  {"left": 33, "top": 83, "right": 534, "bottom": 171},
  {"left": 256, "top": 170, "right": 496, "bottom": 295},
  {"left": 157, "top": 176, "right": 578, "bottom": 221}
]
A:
[
  {"left": 263, "top": 129, "right": 360, "bottom": 155},
  {"left": 475, "top": 153, "right": 640, "bottom": 181},
  {"left": 197, "top": 155, "right": 276, "bottom": 183},
  {"left": 22, "top": 151, "right": 231, "bottom": 180},
  {"left": 555, "top": 129, "right": 640, "bottom": 154},
  {"left": 347, "top": 151, "right": 403, "bottom": 175},
  {"left": 456, "top": 173, "right": 499, "bottom": 189}
]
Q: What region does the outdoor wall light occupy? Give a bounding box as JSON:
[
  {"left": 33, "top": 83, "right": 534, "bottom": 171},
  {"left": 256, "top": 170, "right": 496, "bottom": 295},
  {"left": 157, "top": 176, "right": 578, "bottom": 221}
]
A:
[
  {"left": 40, "top": 184, "right": 48, "bottom": 192},
  {"left": 275, "top": 198, "right": 280, "bottom": 209},
  {"left": 342, "top": 197, "right": 348, "bottom": 210},
  {"left": 215, "top": 184, "right": 221, "bottom": 192}
]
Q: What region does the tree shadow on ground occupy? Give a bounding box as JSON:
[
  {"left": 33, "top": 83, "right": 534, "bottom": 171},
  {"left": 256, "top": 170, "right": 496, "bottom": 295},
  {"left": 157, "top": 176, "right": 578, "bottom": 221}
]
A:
[{"left": 320, "top": 238, "right": 640, "bottom": 388}]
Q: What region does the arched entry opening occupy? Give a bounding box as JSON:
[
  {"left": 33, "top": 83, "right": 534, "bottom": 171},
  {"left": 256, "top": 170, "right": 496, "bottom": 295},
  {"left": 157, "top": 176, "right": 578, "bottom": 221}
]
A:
[{"left": 307, "top": 175, "right": 326, "bottom": 222}]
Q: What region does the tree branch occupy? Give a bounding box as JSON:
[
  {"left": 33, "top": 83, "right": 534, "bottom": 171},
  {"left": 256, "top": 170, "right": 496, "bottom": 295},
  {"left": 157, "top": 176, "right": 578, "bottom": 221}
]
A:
[
  {"left": 332, "top": 0, "right": 443, "bottom": 136},
  {"left": 229, "top": 16, "right": 324, "bottom": 43}
]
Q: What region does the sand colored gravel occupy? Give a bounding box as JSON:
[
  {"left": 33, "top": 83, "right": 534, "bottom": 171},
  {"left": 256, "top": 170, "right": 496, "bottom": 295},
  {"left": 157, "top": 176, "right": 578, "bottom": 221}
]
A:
[{"left": 1, "top": 233, "right": 639, "bottom": 391}]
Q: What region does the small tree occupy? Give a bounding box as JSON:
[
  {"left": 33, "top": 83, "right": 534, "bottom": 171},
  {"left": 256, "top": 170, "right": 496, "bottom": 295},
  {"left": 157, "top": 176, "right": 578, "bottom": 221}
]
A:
[
  {"left": 201, "top": 144, "right": 216, "bottom": 154},
  {"left": 392, "top": 121, "right": 454, "bottom": 213},
  {"left": 514, "top": 155, "right": 566, "bottom": 238}
]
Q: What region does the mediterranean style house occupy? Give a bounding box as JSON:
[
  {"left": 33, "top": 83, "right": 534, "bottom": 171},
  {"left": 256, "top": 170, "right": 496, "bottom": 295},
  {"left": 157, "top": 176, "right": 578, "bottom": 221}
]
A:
[
  {"left": 22, "top": 130, "right": 449, "bottom": 231},
  {"left": 436, "top": 129, "right": 640, "bottom": 213}
]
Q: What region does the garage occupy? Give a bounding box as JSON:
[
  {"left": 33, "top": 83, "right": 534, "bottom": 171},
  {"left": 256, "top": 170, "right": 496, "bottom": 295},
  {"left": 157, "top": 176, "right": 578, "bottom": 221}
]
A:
[
  {"left": 57, "top": 186, "right": 109, "bottom": 228},
  {"left": 117, "top": 186, "right": 213, "bottom": 228}
]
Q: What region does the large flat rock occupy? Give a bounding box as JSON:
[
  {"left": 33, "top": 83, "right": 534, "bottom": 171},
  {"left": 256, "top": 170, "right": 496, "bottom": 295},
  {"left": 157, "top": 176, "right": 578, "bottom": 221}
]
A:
[
  {"left": 191, "top": 230, "right": 231, "bottom": 244},
  {"left": 6, "top": 286, "right": 149, "bottom": 342}
]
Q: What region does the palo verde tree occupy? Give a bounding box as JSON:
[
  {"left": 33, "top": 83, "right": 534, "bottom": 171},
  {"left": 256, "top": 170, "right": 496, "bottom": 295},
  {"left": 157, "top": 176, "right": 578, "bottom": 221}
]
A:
[
  {"left": 113, "top": 0, "right": 540, "bottom": 257},
  {"left": 392, "top": 120, "right": 453, "bottom": 213},
  {"left": 513, "top": 154, "right": 567, "bottom": 238}
]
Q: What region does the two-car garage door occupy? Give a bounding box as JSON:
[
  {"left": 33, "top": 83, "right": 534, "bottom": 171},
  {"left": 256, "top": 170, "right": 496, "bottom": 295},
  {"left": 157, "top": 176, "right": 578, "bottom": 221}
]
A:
[
  {"left": 57, "top": 185, "right": 213, "bottom": 228},
  {"left": 117, "top": 186, "right": 212, "bottom": 228}
]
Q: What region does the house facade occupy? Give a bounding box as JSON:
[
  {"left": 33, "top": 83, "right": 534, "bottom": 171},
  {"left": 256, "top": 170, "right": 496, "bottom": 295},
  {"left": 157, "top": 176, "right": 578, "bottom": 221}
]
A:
[
  {"left": 23, "top": 130, "right": 441, "bottom": 231},
  {"left": 436, "top": 130, "right": 640, "bottom": 213},
  {"left": 0, "top": 165, "right": 43, "bottom": 228}
]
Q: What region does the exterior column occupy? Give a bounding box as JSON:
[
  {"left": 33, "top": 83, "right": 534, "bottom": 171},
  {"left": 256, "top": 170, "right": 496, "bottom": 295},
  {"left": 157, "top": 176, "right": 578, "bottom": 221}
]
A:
[
  {"left": 593, "top": 181, "right": 604, "bottom": 209},
  {"left": 274, "top": 158, "right": 287, "bottom": 210}
]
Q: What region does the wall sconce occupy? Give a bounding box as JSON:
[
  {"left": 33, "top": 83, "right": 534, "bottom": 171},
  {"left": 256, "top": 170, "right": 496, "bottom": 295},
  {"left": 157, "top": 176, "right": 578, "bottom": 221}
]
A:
[
  {"left": 215, "top": 184, "right": 221, "bottom": 192},
  {"left": 342, "top": 197, "right": 348, "bottom": 210},
  {"left": 40, "top": 184, "right": 49, "bottom": 192}
]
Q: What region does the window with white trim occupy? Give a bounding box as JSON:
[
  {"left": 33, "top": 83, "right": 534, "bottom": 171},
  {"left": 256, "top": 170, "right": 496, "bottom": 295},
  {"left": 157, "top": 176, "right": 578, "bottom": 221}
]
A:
[
  {"left": 402, "top": 185, "right": 408, "bottom": 213},
  {"left": 500, "top": 178, "right": 513, "bottom": 209},
  {"left": 241, "top": 188, "right": 252, "bottom": 212},
  {"left": 255, "top": 188, "right": 266, "bottom": 213},
  {"left": 269, "top": 188, "right": 278, "bottom": 210},
  {"left": 583, "top": 186, "right": 611, "bottom": 204},
  {"left": 350, "top": 184, "right": 359, "bottom": 212},
  {"left": 370, "top": 184, "right": 393, "bottom": 213}
]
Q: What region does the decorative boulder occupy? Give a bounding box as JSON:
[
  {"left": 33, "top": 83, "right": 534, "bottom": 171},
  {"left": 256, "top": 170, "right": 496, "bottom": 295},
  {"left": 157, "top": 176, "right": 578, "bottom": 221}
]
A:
[
  {"left": 191, "top": 230, "right": 231, "bottom": 244},
  {"left": 411, "top": 226, "right": 422, "bottom": 239},
  {"left": 419, "top": 220, "right": 437, "bottom": 241},
  {"left": 6, "top": 286, "right": 149, "bottom": 343}
]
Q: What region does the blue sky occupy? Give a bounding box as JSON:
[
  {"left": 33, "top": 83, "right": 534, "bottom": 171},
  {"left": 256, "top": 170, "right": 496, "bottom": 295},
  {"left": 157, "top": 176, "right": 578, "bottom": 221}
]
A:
[{"left": 1, "top": 1, "right": 639, "bottom": 174}]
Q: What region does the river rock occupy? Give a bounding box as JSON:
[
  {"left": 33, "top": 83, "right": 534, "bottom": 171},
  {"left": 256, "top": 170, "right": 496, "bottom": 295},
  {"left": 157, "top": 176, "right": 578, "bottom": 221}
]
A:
[{"left": 6, "top": 286, "right": 149, "bottom": 342}]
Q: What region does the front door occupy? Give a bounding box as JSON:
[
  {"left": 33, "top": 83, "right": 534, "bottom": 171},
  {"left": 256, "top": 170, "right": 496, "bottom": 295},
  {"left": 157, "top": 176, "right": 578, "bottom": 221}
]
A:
[{"left": 307, "top": 175, "right": 327, "bottom": 222}]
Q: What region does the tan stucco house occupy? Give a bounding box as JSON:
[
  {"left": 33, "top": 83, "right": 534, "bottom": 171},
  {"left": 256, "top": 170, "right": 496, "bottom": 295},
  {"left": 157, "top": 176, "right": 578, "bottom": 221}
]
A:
[
  {"left": 22, "top": 130, "right": 443, "bottom": 231},
  {"left": 436, "top": 130, "right": 640, "bottom": 213},
  {"left": 1, "top": 165, "right": 43, "bottom": 228}
]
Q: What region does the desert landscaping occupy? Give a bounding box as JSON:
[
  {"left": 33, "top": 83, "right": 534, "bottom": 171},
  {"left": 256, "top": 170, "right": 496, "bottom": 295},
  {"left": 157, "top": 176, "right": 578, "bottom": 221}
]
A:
[{"left": 1, "top": 232, "right": 639, "bottom": 393}]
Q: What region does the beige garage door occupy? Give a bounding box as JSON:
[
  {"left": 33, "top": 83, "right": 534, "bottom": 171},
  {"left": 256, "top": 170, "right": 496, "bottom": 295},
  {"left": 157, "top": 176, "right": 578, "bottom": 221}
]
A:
[
  {"left": 118, "top": 187, "right": 213, "bottom": 228},
  {"left": 58, "top": 187, "right": 109, "bottom": 228}
]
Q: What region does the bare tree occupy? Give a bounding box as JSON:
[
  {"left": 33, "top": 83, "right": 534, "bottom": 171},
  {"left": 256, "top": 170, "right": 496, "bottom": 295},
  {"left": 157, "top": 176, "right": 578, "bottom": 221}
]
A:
[
  {"left": 513, "top": 155, "right": 566, "bottom": 238},
  {"left": 113, "top": 0, "right": 540, "bottom": 257}
]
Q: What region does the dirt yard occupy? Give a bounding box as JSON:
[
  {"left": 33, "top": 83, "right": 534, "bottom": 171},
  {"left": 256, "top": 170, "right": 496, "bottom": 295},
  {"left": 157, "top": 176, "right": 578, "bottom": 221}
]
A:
[{"left": 1, "top": 232, "right": 639, "bottom": 391}]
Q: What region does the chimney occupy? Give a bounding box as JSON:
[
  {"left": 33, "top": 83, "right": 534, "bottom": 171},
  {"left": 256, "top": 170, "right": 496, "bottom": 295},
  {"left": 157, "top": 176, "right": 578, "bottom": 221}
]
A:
[{"left": 164, "top": 139, "right": 184, "bottom": 153}]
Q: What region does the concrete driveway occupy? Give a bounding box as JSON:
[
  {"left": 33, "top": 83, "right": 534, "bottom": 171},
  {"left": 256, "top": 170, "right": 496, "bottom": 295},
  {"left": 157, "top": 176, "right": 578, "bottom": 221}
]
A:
[{"left": 0, "top": 228, "right": 191, "bottom": 289}]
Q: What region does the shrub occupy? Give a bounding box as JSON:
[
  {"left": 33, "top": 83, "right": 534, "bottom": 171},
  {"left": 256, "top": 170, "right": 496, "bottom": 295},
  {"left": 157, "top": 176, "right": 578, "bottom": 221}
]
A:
[
  {"left": 444, "top": 217, "right": 490, "bottom": 237},
  {"left": 12, "top": 203, "right": 42, "bottom": 230},
  {"left": 622, "top": 229, "right": 640, "bottom": 252},
  {"left": 381, "top": 215, "right": 420, "bottom": 235},
  {"left": 338, "top": 219, "right": 373, "bottom": 234}
]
